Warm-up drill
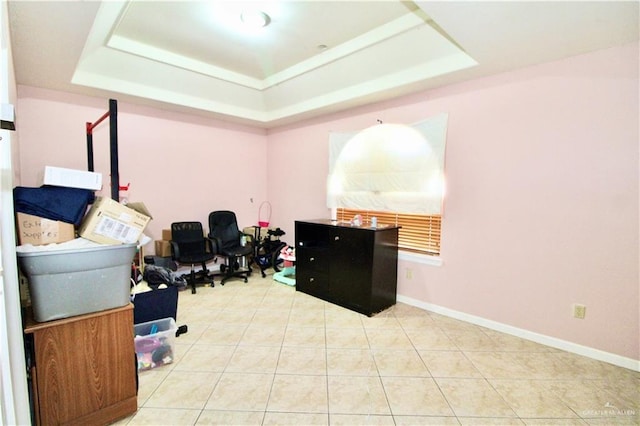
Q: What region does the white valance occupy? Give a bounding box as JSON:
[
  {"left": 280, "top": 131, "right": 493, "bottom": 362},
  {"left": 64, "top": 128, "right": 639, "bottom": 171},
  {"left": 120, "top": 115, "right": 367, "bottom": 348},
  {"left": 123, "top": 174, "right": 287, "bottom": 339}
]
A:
[{"left": 327, "top": 113, "right": 448, "bottom": 214}]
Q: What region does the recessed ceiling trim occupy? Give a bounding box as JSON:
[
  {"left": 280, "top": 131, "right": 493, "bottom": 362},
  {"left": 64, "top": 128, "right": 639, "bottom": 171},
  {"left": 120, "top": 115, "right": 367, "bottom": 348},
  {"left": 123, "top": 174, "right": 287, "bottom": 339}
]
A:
[
  {"left": 72, "top": 1, "right": 477, "bottom": 126},
  {"left": 72, "top": 67, "right": 270, "bottom": 123},
  {"left": 107, "top": 34, "right": 265, "bottom": 90},
  {"left": 262, "top": 12, "right": 431, "bottom": 88},
  {"left": 265, "top": 51, "right": 478, "bottom": 122},
  {"left": 104, "top": 4, "right": 432, "bottom": 92}
]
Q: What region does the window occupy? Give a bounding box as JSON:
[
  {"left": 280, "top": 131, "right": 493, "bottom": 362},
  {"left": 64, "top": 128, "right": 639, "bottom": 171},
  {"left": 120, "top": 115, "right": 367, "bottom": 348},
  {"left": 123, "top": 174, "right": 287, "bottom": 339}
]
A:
[
  {"left": 328, "top": 114, "right": 448, "bottom": 257},
  {"left": 337, "top": 208, "right": 441, "bottom": 255}
]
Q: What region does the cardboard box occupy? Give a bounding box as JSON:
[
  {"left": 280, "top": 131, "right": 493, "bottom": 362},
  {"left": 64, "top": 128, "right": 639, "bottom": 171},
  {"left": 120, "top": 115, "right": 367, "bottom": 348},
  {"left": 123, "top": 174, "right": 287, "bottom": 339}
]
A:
[
  {"left": 154, "top": 240, "right": 172, "bottom": 257},
  {"left": 162, "top": 229, "right": 172, "bottom": 241},
  {"left": 41, "top": 166, "right": 102, "bottom": 191},
  {"left": 16, "top": 212, "right": 75, "bottom": 246},
  {"left": 79, "top": 197, "right": 151, "bottom": 245}
]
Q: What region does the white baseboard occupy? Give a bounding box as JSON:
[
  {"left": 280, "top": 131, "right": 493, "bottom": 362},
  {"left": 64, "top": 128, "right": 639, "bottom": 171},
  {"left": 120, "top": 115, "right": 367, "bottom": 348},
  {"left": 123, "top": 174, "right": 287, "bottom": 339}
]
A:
[{"left": 396, "top": 295, "right": 640, "bottom": 372}]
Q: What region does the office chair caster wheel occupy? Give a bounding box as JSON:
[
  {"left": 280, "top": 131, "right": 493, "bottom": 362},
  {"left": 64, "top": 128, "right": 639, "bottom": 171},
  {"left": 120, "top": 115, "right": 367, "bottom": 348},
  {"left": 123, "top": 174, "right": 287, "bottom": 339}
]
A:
[{"left": 243, "top": 277, "right": 248, "bottom": 283}]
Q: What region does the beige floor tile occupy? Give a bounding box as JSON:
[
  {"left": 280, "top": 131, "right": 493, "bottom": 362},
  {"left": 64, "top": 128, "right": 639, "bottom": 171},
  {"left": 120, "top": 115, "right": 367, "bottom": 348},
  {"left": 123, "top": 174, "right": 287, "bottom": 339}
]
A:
[
  {"left": 327, "top": 348, "right": 378, "bottom": 376},
  {"left": 205, "top": 372, "right": 273, "bottom": 411},
  {"left": 596, "top": 377, "right": 640, "bottom": 412},
  {"left": 381, "top": 376, "right": 454, "bottom": 416},
  {"left": 464, "top": 351, "right": 533, "bottom": 379},
  {"left": 365, "top": 328, "right": 414, "bottom": 350},
  {"left": 490, "top": 379, "right": 578, "bottom": 419},
  {"left": 326, "top": 327, "right": 370, "bottom": 349},
  {"left": 262, "top": 411, "right": 329, "bottom": 425},
  {"left": 458, "top": 417, "right": 525, "bottom": 425},
  {"left": 419, "top": 350, "right": 483, "bottom": 378},
  {"left": 127, "top": 407, "right": 202, "bottom": 425},
  {"left": 328, "top": 376, "right": 391, "bottom": 415},
  {"left": 197, "top": 324, "right": 247, "bottom": 345},
  {"left": 195, "top": 409, "right": 264, "bottom": 425},
  {"left": 523, "top": 419, "right": 588, "bottom": 425},
  {"left": 267, "top": 374, "right": 328, "bottom": 413},
  {"left": 173, "top": 344, "right": 234, "bottom": 372},
  {"left": 435, "top": 378, "right": 517, "bottom": 418},
  {"left": 177, "top": 307, "right": 223, "bottom": 324},
  {"left": 291, "top": 293, "right": 329, "bottom": 310},
  {"left": 252, "top": 308, "right": 291, "bottom": 327},
  {"left": 282, "top": 326, "right": 326, "bottom": 347},
  {"left": 545, "top": 380, "right": 637, "bottom": 421},
  {"left": 483, "top": 330, "right": 554, "bottom": 352},
  {"left": 511, "top": 352, "right": 581, "bottom": 380},
  {"left": 171, "top": 321, "right": 207, "bottom": 345},
  {"left": 553, "top": 351, "right": 640, "bottom": 380},
  {"left": 136, "top": 367, "right": 171, "bottom": 406},
  {"left": 325, "top": 307, "right": 365, "bottom": 328},
  {"left": 239, "top": 324, "right": 286, "bottom": 346},
  {"left": 404, "top": 327, "right": 459, "bottom": 350},
  {"left": 215, "top": 308, "right": 256, "bottom": 326},
  {"left": 361, "top": 314, "right": 403, "bottom": 330},
  {"left": 329, "top": 413, "right": 396, "bottom": 425},
  {"left": 277, "top": 346, "right": 327, "bottom": 375},
  {"left": 287, "top": 309, "right": 326, "bottom": 327},
  {"left": 583, "top": 414, "right": 640, "bottom": 425},
  {"left": 393, "top": 415, "right": 461, "bottom": 425},
  {"left": 144, "top": 370, "right": 220, "bottom": 410},
  {"left": 122, "top": 277, "right": 637, "bottom": 426},
  {"left": 431, "top": 315, "right": 481, "bottom": 333},
  {"left": 395, "top": 313, "right": 438, "bottom": 330},
  {"left": 443, "top": 329, "right": 500, "bottom": 351},
  {"left": 260, "top": 294, "right": 295, "bottom": 310},
  {"left": 225, "top": 345, "right": 280, "bottom": 373},
  {"left": 372, "top": 349, "right": 431, "bottom": 377}
]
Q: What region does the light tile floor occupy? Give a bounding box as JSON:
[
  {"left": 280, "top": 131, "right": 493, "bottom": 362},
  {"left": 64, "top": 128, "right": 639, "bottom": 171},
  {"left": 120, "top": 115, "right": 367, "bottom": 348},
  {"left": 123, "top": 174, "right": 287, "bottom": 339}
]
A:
[{"left": 116, "top": 275, "right": 639, "bottom": 425}]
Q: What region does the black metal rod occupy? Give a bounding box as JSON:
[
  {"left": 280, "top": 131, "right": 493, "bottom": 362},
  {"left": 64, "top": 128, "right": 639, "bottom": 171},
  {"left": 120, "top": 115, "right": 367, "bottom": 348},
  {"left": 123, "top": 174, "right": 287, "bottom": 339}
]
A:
[
  {"left": 86, "top": 122, "right": 94, "bottom": 172},
  {"left": 109, "top": 99, "right": 119, "bottom": 201}
]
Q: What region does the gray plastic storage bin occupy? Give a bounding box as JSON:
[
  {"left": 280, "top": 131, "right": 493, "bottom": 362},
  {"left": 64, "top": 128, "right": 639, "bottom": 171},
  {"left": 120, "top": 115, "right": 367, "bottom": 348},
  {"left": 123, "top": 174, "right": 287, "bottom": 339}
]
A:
[{"left": 17, "top": 243, "right": 137, "bottom": 322}]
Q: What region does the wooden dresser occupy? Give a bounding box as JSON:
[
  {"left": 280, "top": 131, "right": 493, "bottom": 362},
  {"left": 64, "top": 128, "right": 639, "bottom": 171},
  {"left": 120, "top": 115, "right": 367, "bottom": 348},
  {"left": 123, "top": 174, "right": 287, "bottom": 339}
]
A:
[
  {"left": 24, "top": 304, "right": 137, "bottom": 426},
  {"left": 295, "top": 219, "right": 399, "bottom": 316}
]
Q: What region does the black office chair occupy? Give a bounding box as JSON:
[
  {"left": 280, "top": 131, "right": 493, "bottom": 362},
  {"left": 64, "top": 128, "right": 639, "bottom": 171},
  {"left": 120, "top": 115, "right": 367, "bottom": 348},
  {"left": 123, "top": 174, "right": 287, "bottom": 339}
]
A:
[
  {"left": 170, "top": 222, "right": 216, "bottom": 294},
  {"left": 208, "top": 211, "right": 253, "bottom": 284}
]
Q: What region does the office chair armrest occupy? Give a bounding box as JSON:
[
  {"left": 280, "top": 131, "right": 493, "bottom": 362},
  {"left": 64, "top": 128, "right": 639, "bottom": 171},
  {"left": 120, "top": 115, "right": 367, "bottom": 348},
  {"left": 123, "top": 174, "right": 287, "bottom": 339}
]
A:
[
  {"left": 208, "top": 235, "right": 223, "bottom": 254},
  {"left": 169, "top": 240, "right": 180, "bottom": 259},
  {"left": 205, "top": 237, "right": 217, "bottom": 254}
]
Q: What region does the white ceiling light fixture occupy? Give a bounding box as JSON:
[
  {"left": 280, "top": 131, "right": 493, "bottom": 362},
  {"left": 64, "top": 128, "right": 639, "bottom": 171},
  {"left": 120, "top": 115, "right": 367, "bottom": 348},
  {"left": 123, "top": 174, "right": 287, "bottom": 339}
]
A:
[{"left": 240, "top": 10, "right": 271, "bottom": 29}]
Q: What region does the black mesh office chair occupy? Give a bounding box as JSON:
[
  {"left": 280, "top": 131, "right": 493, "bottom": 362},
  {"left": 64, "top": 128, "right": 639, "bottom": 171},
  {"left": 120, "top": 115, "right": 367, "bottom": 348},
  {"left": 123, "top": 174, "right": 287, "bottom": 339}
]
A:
[
  {"left": 208, "top": 211, "right": 253, "bottom": 284},
  {"left": 170, "top": 222, "right": 216, "bottom": 294}
]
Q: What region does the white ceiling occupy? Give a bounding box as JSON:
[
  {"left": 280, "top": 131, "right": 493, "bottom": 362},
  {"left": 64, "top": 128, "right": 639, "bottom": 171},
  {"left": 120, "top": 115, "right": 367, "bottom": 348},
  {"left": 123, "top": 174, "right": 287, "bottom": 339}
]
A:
[{"left": 8, "top": 1, "right": 639, "bottom": 129}]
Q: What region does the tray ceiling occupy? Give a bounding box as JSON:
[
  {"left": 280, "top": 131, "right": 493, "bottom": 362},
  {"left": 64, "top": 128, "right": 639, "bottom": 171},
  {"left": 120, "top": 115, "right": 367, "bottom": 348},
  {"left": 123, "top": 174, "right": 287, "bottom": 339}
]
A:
[{"left": 8, "top": 1, "right": 639, "bottom": 129}]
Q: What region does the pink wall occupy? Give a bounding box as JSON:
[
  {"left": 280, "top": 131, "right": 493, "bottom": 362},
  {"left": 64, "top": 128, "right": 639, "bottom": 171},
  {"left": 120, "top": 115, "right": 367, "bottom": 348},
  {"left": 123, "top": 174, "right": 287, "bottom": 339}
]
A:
[
  {"left": 266, "top": 43, "right": 639, "bottom": 361},
  {"left": 15, "top": 43, "right": 638, "bottom": 361},
  {"left": 16, "top": 87, "right": 269, "bottom": 242}
]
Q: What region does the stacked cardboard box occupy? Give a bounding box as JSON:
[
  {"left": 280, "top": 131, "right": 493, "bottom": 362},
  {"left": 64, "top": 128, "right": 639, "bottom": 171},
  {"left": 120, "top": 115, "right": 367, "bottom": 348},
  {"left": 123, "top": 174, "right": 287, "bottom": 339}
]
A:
[
  {"left": 15, "top": 166, "right": 152, "bottom": 247},
  {"left": 155, "top": 229, "right": 172, "bottom": 257}
]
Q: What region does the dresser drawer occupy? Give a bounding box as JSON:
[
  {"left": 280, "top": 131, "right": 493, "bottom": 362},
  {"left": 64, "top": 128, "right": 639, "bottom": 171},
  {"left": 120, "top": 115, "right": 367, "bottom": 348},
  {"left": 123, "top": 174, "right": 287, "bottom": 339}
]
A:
[
  {"left": 296, "top": 247, "right": 329, "bottom": 271},
  {"left": 296, "top": 270, "right": 329, "bottom": 297}
]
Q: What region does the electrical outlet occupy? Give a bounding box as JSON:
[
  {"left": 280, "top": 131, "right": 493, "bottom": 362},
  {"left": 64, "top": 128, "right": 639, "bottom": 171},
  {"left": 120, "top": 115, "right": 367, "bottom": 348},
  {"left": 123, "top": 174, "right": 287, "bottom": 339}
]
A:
[
  {"left": 573, "top": 304, "right": 586, "bottom": 319},
  {"left": 406, "top": 268, "right": 413, "bottom": 279}
]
